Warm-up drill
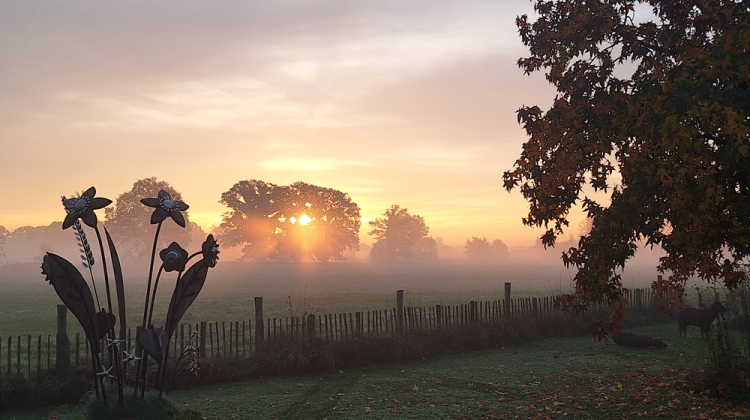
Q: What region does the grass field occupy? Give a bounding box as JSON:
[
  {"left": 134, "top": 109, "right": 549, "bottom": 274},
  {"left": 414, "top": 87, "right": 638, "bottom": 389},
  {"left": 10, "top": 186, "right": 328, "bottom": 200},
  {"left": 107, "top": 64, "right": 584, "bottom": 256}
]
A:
[
  {"left": 4, "top": 322, "right": 750, "bottom": 419},
  {"left": 0, "top": 260, "right": 666, "bottom": 338}
]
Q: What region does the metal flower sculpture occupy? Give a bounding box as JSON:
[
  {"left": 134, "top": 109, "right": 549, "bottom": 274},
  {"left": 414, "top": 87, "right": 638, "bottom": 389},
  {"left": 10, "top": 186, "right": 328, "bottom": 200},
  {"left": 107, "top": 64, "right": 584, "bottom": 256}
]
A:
[
  {"left": 201, "top": 234, "right": 220, "bottom": 268},
  {"left": 159, "top": 242, "right": 189, "bottom": 273},
  {"left": 61, "top": 187, "right": 112, "bottom": 229},
  {"left": 41, "top": 186, "right": 218, "bottom": 408},
  {"left": 140, "top": 190, "right": 190, "bottom": 227}
]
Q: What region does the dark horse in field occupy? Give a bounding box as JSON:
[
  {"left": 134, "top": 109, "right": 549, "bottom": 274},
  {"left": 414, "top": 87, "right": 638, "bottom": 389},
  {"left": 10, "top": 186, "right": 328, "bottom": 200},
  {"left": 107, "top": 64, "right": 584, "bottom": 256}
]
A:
[{"left": 678, "top": 301, "right": 728, "bottom": 337}]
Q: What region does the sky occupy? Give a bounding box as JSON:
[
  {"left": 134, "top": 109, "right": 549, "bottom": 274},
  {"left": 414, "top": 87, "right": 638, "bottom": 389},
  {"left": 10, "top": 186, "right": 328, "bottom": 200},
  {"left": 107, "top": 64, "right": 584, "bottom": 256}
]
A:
[{"left": 0, "top": 0, "right": 587, "bottom": 250}]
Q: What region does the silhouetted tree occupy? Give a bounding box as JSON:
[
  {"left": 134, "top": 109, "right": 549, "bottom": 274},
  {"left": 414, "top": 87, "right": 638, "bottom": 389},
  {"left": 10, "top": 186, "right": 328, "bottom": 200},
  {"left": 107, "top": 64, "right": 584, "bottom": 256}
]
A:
[
  {"left": 277, "top": 182, "right": 361, "bottom": 262},
  {"left": 219, "top": 180, "right": 361, "bottom": 262},
  {"left": 0, "top": 226, "right": 7, "bottom": 263},
  {"left": 464, "top": 237, "right": 508, "bottom": 261},
  {"left": 369, "top": 205, "right": 437, "bottom": 261},
  {"left": 578, "top": 217, "right": 593, "bottom": 237},
  {"left": 505, "top": 0, "right": 750, "bottom": 314},
  {"left": 414, "top": 236, "right": 439, "bottom": 261},
  {"left": 2, "top": 223, "right": 71, "bottom": 264},
  {"left": 104, "top": 178, "right": 197, "bottom": 261},
  {"left": 218, "top": 180, "right": 280, "bottom": 261}
]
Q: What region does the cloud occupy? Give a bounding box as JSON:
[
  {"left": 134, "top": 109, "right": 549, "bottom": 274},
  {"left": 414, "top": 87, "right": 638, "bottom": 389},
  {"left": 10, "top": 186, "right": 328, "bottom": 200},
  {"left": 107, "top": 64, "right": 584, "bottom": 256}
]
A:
[
  {"left": 0, "top": 1, "right": 532, "bottom": 125},
  {"left": 0, "top": 0, "right": 555, "bottom": 248},
  {"left": 260, "top": 158, "right": 373, "bottom": 171}
]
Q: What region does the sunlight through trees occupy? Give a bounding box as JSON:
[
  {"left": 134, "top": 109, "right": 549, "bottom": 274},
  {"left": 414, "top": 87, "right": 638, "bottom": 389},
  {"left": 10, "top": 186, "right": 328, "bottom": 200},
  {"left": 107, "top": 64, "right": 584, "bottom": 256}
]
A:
[{"left": 218, "top": 180, "right": 361, "bottom": 262}]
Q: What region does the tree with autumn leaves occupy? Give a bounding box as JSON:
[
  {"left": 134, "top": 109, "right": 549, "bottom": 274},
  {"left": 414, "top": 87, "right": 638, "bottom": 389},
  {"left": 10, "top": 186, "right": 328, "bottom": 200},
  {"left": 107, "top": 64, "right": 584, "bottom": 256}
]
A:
[{"left": 505, "top": 0, "right": 750, "bottom": 317}]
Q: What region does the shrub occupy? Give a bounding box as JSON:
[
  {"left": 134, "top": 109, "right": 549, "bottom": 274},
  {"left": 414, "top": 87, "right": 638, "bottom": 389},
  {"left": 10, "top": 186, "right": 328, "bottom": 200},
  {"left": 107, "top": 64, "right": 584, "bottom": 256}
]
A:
[
  {"left": 692, "top": 269, "right": 750, "bottom": 402},
  {"left": 84, "top": 388, "right": 202, "bottom": 420},
  {"left": 0, "top": 368, "right": 89, "bottom": 410},
  {"left": 692, "top": 316, "right": 750, "bottom": 401}
]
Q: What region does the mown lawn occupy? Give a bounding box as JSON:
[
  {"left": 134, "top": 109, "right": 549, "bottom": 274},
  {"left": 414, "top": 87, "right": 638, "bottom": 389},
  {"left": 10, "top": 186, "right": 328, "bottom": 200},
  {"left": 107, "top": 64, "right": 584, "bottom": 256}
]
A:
[{"left": 4, "top": 322, "right": 750, "bottom": 419}]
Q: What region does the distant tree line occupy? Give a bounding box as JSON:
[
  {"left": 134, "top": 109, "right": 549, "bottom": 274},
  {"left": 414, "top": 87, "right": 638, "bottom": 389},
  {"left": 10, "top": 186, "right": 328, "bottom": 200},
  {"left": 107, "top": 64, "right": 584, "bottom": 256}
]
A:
[
  {"left": 0, "top": 225, "right": 6, "bottom": 263},
  {"left": 369, "top": 205, "right": 438, "bottom": 261},
  {"left": 463, "top": 237, "right": 508, "bottom": 262},
  {"left": 1, "top": 177, "right": 510, "bottom": 264}
]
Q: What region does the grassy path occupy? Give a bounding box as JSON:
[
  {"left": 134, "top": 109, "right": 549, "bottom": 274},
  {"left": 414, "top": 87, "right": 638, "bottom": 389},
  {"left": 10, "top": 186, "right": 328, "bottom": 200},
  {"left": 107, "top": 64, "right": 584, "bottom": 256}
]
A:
[{"left": 4, "top": 323, "right": 750, "bottom": 419}]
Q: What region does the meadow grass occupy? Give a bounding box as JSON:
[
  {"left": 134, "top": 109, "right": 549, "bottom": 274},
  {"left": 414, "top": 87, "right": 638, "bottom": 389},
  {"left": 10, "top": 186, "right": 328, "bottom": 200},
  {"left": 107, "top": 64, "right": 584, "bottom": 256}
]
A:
[
  {"left": 6, "top": 323, "right": 750, "bottom": 419},
  {"left": 0, "top": 260, "right": 665, "bottom": 338}
]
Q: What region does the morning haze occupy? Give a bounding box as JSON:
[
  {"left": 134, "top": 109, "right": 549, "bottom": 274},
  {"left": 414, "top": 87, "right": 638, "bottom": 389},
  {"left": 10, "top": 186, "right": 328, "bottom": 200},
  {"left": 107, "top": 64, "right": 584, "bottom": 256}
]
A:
[{"left": 0, "top": 0, "right": 666, "bottom": 309}]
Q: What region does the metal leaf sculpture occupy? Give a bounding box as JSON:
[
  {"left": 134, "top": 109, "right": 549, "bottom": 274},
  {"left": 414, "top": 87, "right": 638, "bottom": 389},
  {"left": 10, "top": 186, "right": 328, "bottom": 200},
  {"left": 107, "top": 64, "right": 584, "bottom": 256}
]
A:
[
  {"left": 104, "top": 227, "right": 127, "bottom": 341},
  {"left": 96, "top": 310, "right": 116, "bottom": 339},
  {"left": 137, "top": 326, "right": 169, "bottom": 364},
  {"left": 43, "top": 252, "right": 102, "bottom": 354},
  {"left": 164, "top": 260, "right": 209, "bottom": 338}
]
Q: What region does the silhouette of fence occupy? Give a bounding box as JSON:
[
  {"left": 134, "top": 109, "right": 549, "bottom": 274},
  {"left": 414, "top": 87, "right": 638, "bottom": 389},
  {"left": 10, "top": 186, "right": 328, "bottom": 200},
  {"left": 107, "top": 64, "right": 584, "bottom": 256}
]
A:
[{"left": 0, "top": 285, "right": 658, "bottom": 382}]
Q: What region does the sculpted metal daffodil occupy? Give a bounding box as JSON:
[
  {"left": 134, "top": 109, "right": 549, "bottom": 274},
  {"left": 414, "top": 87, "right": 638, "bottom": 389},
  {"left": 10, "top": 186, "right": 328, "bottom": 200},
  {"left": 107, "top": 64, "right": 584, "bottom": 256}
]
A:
[
  {"left": 159, "top": 242, "right": 189, "bottom": 272},
  {"left": 61, "top": 187, "right": 112, "bottom": 229},
  {"left": 140, "top": 190, "right": 190, "bottom": 228},
  {"left": 201, "top": 234, "right": 220, "bottom": 268},
  {"left": 44, "top": 184, "right": 216, "bottom": 403},
  {"left": 141, "top": 190, "right": 190, "bottom": 227}
]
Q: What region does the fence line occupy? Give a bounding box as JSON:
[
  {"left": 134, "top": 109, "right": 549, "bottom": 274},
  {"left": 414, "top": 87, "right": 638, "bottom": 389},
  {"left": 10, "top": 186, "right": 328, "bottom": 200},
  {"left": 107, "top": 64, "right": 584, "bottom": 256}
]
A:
[{"left": 0, "top": 285, "right": 658, "bottom": 382}]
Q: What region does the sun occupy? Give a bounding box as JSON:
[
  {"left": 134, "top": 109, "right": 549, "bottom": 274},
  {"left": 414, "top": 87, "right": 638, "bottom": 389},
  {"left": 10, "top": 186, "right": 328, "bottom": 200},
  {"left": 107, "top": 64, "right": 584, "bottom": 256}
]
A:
[{"left": 299, "top": 214, "right": 312, "bottom": 225}]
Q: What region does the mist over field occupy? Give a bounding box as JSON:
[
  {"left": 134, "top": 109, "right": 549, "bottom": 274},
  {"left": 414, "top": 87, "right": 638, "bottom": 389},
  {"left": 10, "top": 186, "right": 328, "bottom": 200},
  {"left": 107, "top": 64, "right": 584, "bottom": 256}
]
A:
[
  {"left": 0, "top": 209, "right": 670, "bottom": 338},
  {"left": 1, "top": 244, "right": 665, "bottom": 296},
  {"left": 0, "top": 245, "right": 666, "bottom": 336}
]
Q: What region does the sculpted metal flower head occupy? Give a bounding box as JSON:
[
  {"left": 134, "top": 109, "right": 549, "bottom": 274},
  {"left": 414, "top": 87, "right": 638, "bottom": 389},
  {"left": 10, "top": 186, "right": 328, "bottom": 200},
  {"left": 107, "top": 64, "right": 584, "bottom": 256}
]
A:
[
  {"left": 40, "top": 254, "right": 51, "bottom": 283},
  {"left": 159, "top": 242, "right": 189, "bottom": 272},
  {"left": 61, "top": 187, "right": 112, "bottom": 230},
  {"left": 201, "top": 234, "right": 220, "bottom": 268},
  {"left": 140, "top": 190, "right": 190, "bottom": 228}
]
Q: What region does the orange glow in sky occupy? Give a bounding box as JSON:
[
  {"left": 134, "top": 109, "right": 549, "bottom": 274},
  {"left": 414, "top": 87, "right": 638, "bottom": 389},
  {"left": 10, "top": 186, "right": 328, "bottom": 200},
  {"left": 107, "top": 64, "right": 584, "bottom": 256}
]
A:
[{"left": 0, "top": 1, "right": 603, "bottom": 251}]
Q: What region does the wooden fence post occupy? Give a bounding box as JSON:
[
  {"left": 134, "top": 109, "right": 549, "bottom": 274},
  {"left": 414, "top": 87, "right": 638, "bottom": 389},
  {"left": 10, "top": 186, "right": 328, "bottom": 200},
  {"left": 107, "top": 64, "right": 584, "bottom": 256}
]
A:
[
  {"left": 199, "top": 322, "right": 207, "bottom": 358},
  {"left": 396, "top": 290, "right": 404, "bottom": 334},
  {"left": 307, "top": 314, "right": 316, "bottom": 341},
  {"left": 504, "top": 283, "right": 512, "bottom": 318},
  {"left": 254, "top": 297, "right": 264, "bottom": 354},
  {"left": 56, "top": 305, "right": 70, "bottom": 374}
]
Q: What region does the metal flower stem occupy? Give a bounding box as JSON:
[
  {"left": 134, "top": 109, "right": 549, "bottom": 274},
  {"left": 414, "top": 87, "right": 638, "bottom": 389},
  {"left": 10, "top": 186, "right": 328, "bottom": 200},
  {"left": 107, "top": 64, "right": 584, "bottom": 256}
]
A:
[
  {"left": 85, "top": 266, "right": 101, "bottom": 312},
  {"left": 170, "top": 332, "right": 197, "bottom": 382},
  {"left": 93, "top": 225, "right": 124, "bottom": 407},
  {"left": 146, "top": 266, "right": 165, "bottom": 329},
  {"left": 90, "top": 350, "right": 101, "bottom": 400},
  {"left": 141, "top": 221, "right": 164, "bottom": 330},
  {"left": 135, "top": 220, "right": 163, "bottom": 396},
  {"left": 185, "top": 251, "right": 201, "bottom": 266},
  {"left": 158, "top": 270, "right": 182, "bottom": 396}
]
